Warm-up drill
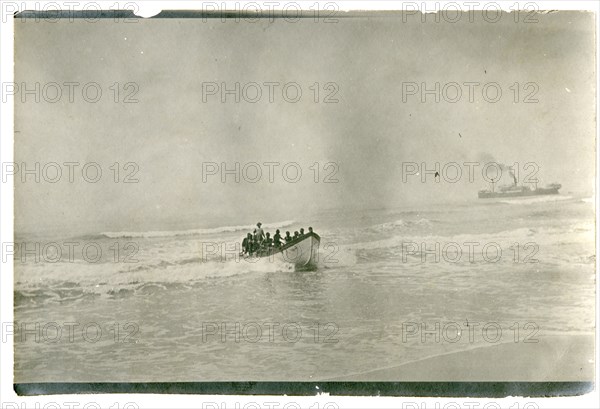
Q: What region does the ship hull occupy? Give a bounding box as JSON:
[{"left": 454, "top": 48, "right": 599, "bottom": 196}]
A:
[
  {"left": 478, "top": 187, "right": 560, "bottom": 199},
  {"left": 252, "top": 232, "right": 320, "bottom": 270}
]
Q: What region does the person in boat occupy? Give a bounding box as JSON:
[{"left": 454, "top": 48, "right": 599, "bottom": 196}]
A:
[
  {"left": 285, "top": 231, "right": 292, "bottom": 243},
  {"left": 241, "top": 236, "right": 247, "bottom": 255},
  {"left": 299, "top": 228, "right": 305, "bottom": 237},
  {"left": 273, "top": 229, "right": 284, "bottom": 248},
  {"left": 293, "top": 231, "right": 300, "bottom": 240},
  {"left": 255, "top": 222, "right": 265, "bottom": 245},
  {"left": 264, "top": 232, "right": 273, "bottom": 248},
  {"left": 250, "top": 229, "right": 258, "bottom": 254},
  {"left": 241, "top": 233, "right": 252, "bottom": 255},
  {"left": 308, "top": 226, "right": 314, "bottom": 234}
]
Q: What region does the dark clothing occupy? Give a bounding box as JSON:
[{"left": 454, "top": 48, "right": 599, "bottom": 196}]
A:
[
  {"left": 245, "top": 237, "right": 257, "bottom": 254},
  {"left": 273, "top": 233, "right": 283, "bottom": 247}
]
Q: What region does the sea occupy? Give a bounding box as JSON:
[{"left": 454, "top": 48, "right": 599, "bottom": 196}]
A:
[{"left": 13, "top": 195, "right": 596, "bottom": 382}]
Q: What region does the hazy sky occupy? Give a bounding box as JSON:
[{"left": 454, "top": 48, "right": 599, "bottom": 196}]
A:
[{"left": 15, "top": 11, "right": 596, "bottom": 234}]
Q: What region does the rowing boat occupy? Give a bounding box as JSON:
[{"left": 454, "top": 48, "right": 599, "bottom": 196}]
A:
[{"left": 250, "top": 232, "right": 320, "bottom": 270}]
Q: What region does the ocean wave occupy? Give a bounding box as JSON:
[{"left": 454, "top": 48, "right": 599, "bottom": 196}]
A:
[
  {"left": 347, "top": 222, "right": 595, "bottom": 254},
  {"left": 98, "top": 220, "right": 296, "bottom": 239},
  {"left": 496, "top": 195, "right": 573, "bottom": 205},
  {"left": 369, "top": 218, "right": 435, "bottom": 232},
  {"left": 14, "top": 254, "right": 296, "bottom": 307}
]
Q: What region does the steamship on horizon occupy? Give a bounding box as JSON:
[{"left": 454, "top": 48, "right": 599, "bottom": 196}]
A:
[{"left": 478, "top": 168, "right": 561, "bottom": 199}]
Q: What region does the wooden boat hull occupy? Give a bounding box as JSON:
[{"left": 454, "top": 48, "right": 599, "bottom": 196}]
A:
[{"left": 253, "top": 232, "right": 320, "bottom": 270}]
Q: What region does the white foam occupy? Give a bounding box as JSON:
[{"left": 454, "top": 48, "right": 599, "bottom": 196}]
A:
[
  {"left": 497, "top": 195, "right": 573, "bottom": 205},
  {"left": 101, "top": 220, "right": 296, "bottom": 239}
]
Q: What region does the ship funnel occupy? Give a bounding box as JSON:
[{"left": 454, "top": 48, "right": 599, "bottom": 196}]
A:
[{"left": 509, "top": 169, "right": 517, "bottom": 186}]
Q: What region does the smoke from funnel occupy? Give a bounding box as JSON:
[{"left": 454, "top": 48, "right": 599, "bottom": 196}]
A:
[{"left": 479, "top": 152, "right": 511, "bottom": 180}]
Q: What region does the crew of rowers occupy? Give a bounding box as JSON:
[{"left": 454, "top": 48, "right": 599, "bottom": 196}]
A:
[{"left": 241, "top": 222, "right": 314, "bottom": 255}]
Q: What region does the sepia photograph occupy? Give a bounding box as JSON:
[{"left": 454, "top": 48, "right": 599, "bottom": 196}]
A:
[{"left": 2, "top": 1, "right": 598, "bottom": 403}]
